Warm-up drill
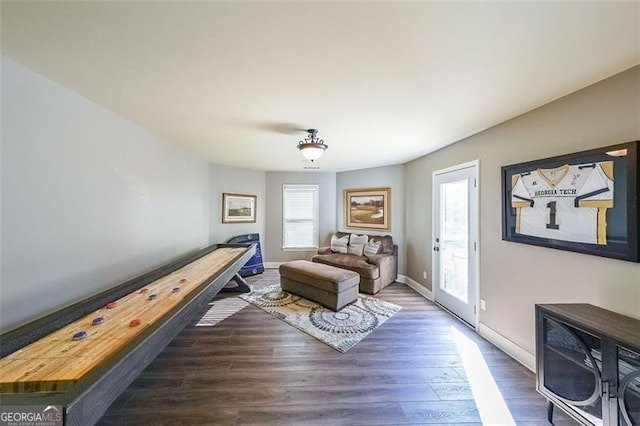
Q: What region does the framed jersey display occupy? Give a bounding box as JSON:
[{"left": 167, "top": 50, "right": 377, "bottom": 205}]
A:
[{"left": 502, "top": 141, "right": 639, "bottom": 262}]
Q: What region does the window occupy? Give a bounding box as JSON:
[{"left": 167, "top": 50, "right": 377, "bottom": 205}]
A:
[{"left": 283, "top": 184, "right": 319, "bottom": 250}]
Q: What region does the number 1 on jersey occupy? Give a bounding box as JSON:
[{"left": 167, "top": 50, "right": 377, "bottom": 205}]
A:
[{"left": 546, "top": 201, "right": 560, "bottom": 230}]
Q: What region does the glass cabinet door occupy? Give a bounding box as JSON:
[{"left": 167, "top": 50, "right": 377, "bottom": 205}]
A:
[
  {"left": 618, "top": 347, "right": 640, "bottom": 426},
  {"left": 543, "top": 317, "right": 603, "bottom": 424}
]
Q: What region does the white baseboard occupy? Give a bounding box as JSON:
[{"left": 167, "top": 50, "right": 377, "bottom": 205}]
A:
[
  {"left": 402, "top": 275, "right": 434, "bottom": 301},
  {"left": 264, "top": 262, "right": 282, "bottom": 269},
  {"left": 399, "top": 275, "right": 535, "bottom": 373},
  {"left": 478, "top": 323, "right": 535, "bottom": 372}
]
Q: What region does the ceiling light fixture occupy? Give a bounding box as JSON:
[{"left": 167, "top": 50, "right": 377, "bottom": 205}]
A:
[{"left": 297, "top": 129, "right": 328, "bottom": 162}]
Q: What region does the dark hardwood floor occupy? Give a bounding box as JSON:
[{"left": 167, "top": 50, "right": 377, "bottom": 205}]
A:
[{"left": 99, "top": 269, "right": 576, "bottom": 425}]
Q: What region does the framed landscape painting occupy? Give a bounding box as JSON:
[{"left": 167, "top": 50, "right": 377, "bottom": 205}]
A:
[
  {"left": 222, "top": 193, "right": 257, "bottom": 223},
  {"left": 501, "top": 140, "right": 639, "bottom": 262},
  {"left": 345, "top": 187, "right": 391, "bottom": 231}
]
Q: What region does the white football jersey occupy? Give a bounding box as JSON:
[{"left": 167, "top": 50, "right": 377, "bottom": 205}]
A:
[{"left": 511, "top": 161, "right": 614, "bottom": 245}]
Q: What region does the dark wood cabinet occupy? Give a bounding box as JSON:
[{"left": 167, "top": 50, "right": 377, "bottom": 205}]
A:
[{"left": 536, "top": 304, "right": 640, "bottom": 425}]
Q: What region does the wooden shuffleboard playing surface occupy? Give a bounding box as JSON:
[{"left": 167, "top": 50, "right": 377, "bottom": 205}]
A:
[{"left": 0, "top": 246, "right": 246, "bottom": 394}]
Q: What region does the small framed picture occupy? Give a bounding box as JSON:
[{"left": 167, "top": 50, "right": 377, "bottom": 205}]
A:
[
  {"left": 501, "top": 141, "right": 638, "bottom": 262},
  {"left": 222, "top": 193, "right": 257, "bottom": 223},
  {"left": 344, "top": 187, "right": 391, "bottom": 231}
]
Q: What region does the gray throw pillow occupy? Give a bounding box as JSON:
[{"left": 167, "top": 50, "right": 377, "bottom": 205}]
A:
[{"left": 363, "top": 240, "right": 381, "bottom": 258}]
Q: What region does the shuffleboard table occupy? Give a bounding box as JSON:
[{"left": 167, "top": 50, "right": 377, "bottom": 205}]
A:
[{"left": 0, "top": 242, "right": 255, "bottom": 425}]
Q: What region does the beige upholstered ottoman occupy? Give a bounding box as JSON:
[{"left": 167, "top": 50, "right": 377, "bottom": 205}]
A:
[{"left": 279, "top": 260, "right": 359, "bottom": 311}]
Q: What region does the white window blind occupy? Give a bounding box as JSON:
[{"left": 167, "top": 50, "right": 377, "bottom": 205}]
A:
[{"left": 283, "top": 184, "right": 319, "bottom": 250}]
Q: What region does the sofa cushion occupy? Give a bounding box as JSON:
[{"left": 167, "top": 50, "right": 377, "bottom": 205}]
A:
[
  {"left": 312, "top": 253, "right": 380, "bottom": 280},
  {"left": 375, "top": 235, "right": 393, "bottom": 254},
  {"left": 347, "top": 234, "right": 368, "bottom": 256},
  {"left": 330, "top": 234, "right": 349, "bottom": 253}
]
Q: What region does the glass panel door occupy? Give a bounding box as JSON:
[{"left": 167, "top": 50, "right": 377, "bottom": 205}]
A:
[
  {"left": 542, "top": 317, "right": 603, "bottom": 425},
  {"left": 433, "top": 161, "right": 478, "bottom": 327},
  {"left": 440, "top": 179, "right": 469, "bottom": 303},
  {"left": 618, "top": 347, "right": 640, "bottom": 426}
]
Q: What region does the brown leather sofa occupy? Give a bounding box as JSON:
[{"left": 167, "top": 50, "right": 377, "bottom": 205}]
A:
[{"left": 312, "top": 232, "right": 398, "bottom": 294}]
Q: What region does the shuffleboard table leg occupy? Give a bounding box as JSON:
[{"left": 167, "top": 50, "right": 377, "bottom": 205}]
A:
[
  {"left": 547, "top": 400, "right": 554, "bottom": 423},
  {"left": 220, "top": 273, "right": 251, "bottom": 293}
]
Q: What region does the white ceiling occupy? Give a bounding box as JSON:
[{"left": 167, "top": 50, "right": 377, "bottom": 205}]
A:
[{"left": 2, "top": 1, "right": 639, "bottom": 172}]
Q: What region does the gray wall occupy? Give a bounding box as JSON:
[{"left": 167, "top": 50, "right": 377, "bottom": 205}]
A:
[
  {"left": 405, "top": 65, "right": 640, "bottom": 354},
  {"left": 336, "top": 165, "right": 406, "bottom": 275},
  {"left": 264, "top": 172, "right": 336, "bottom": 263},
  {"left": 1, "top": 57, "right": 211, "bottom": 332},
  {"left": 208, "top": 164, "right": 266, "bottom": 249}
]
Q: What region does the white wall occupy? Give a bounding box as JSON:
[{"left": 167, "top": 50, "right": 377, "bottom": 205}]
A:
[
  {"left": 1, "top": 57, "right": 211, "bottom": 332},
  {"left": 405, "top": 65, "right": 640, "bottom": 356},
  {"left": 336, "top": 165, "right": 406, "bottom": 275},
  {"left": 264, "top": 172, "right": 336, "bottom": 263},
  {"left": 208, "top": 163, "right": 266, "bottom": 249}
]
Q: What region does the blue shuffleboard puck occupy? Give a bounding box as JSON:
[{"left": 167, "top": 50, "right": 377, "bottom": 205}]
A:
[
  {"left": 148, "top": 294, "right": 157, "bottom": 300},
  {"left": 72, "top": 331, "right": 87, "bottom": 341},
  {"left": 92, "top": 316, "right": 104, "bottom": 325},
  {"left": 172, "top": 287, "right": 180, "bottom": 293}
]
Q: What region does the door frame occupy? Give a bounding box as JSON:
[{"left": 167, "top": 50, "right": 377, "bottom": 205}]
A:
[{"left": 431, "top": 159, "right": 480, "bottom": 330}]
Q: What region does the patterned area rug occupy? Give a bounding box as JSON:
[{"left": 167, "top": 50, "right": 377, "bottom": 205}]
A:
[{"left": 240, "top": 284, "right": 401, "bottom": 352}]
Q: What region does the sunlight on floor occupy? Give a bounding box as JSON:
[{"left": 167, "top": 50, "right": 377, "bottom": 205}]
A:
[{"left": 452, "top": 326, "right": 516, "bottom": 425}]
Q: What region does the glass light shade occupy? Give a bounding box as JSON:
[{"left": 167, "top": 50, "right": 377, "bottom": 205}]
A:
[{"left": 298, "top": 144, "right": 326, "bottom": 161}]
